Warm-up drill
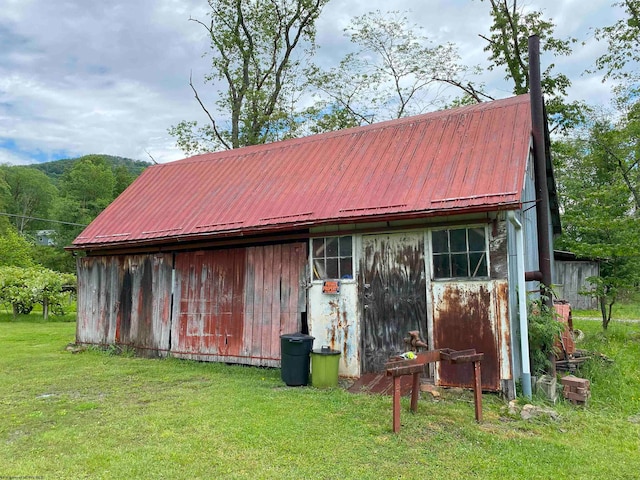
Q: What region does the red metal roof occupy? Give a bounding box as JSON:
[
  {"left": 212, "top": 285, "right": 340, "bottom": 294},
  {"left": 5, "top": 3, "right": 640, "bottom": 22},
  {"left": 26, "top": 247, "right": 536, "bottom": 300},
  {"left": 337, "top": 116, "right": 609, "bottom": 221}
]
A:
[{"left": 73, "top": 95, "right": 532, "bottom": 249}]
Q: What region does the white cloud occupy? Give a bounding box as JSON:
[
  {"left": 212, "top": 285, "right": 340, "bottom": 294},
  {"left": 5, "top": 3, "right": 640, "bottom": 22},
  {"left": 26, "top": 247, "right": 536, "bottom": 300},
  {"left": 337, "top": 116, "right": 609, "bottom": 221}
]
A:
[{"left": 0, "top": 0, "right": 628, "bottom": 166}]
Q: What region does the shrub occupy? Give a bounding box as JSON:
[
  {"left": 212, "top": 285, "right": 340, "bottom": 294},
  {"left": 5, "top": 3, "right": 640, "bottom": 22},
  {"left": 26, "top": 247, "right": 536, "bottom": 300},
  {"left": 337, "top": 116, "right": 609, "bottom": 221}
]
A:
[{"left": 528, "top": 297, "right": 564, "bottom": 376}]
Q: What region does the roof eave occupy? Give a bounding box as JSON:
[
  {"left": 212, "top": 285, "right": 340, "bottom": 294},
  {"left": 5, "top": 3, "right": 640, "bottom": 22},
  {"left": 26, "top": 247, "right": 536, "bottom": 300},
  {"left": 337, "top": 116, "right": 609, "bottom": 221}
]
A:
[{"left": 68, "top": 201, "right": 522, "bottom": 253}]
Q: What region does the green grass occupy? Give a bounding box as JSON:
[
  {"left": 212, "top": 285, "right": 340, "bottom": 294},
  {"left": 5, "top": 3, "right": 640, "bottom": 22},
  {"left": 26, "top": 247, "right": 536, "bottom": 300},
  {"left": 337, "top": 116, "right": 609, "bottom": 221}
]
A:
[
  {"left": 1, "top": 319, "right": 639, "bottom": 479},
  {"left": 0, "top": 301, "right": 77, "bottom": 323},
  {"left": 573, "top": 294, "right": 640, "bottom": 321}
]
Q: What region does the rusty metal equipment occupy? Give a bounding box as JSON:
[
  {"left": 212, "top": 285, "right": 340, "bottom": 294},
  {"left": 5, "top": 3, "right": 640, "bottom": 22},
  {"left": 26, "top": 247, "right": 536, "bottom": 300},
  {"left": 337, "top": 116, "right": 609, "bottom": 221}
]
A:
[
  {"left": 403, "top": 330, "right": 428, "bottom": 352},
  {"left": 385, "top": 348, "right": 484, "bottom": 433}
]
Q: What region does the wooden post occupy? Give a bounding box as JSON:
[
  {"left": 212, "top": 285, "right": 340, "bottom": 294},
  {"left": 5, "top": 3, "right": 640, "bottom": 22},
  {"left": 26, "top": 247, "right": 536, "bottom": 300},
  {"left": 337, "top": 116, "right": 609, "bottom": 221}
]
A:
[
  {"left": 393, "top": 376, "right": 402, "bottom": 433},
  {"left": 473, "top": 360, "right": 482, "bottom": 423},
  {"left": 410, "top": 372, "right": 420, "bottom": 412}
]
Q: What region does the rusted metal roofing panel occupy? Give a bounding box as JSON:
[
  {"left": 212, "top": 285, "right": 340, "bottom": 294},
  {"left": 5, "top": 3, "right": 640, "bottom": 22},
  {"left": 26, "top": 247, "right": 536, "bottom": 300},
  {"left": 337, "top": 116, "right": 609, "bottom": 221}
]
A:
[{"left": 73, "top": 95, "right": 532, "bottom": 249}]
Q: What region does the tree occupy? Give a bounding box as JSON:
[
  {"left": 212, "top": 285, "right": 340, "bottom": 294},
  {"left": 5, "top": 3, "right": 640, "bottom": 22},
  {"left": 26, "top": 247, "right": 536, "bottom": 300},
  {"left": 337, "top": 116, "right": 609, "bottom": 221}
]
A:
[
  {"left": 0, "top": 224, "right": 34, "bottom": 269},
  {"left": 0, "top": 266, "right": 76, "bottom": 320},
  {"left": 594, "top": 0, "right": 640, "bottom": 80},
  {"left": 479, "top": 0, "right": 584, "bottom": 133},
  {"left": 307, "top": 11, "right": 487, "bottom": 128},
  {"left": 170, "top": 0, "right": 329, "bottom": 154},
  {"left": 553, "top": 111, "right": 640, "bottom": 329},
  {"left": 59, "top": 157, "right": 115, "bottom": 210},
  {"left": 53, "top": 157, "right": 115, "bottom": 249},
  {"left": 113, "top": 165, "right": 134, "bottom": 197},
  {"left": 0, "top": 166, "right": 58, "bottom": 234}
]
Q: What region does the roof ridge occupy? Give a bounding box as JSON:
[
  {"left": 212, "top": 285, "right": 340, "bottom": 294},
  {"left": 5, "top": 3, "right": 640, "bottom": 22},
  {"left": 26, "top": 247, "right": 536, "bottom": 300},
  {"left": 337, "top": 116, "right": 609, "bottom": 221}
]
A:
[{"left": 163, "top": 95, "right": 530, "bottom": 167}]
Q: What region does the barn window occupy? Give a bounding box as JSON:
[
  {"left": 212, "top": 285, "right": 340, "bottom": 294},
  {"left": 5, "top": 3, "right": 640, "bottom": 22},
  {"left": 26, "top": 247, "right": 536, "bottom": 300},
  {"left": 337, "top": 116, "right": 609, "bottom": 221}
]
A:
[
  {"left": 312, "top": 236, "right": 353, "bottom": 280},
  {"left": 431, "top": 227, "right": 488, "bottom": 279}
]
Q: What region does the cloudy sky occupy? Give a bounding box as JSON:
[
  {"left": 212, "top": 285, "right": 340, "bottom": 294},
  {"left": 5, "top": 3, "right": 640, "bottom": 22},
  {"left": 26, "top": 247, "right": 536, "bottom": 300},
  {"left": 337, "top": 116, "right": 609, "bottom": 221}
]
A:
[{"left": 0, "top": 0, "right": 622, "bottom": 165}]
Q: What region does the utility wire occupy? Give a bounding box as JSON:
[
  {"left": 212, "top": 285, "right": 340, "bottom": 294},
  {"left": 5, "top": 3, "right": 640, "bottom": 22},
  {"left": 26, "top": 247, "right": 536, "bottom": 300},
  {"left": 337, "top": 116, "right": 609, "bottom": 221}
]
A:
[{"left": 0, "top": 212, "right": 88, "bottom": 227}]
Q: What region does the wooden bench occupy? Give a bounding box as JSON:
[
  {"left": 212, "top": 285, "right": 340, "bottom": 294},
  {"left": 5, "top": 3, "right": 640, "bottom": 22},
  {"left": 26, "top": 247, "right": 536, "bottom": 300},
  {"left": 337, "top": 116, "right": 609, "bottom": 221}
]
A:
[{"left": 385, "top": 348, "right": 484, "bottom": 433}]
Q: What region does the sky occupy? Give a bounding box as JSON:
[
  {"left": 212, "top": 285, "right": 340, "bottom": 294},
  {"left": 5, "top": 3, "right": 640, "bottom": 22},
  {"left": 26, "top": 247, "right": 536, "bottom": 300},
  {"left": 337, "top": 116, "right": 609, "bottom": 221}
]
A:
[{"left": 0, "top": 0, "right": 623, "bottom": 166}]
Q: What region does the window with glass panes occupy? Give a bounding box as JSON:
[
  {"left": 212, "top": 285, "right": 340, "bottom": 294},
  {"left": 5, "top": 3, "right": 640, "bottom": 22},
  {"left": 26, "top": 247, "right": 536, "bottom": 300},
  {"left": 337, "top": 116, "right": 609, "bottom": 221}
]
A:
[
  {"left": 431, "top": 227, "right": 488, "bottom": 279},
  {"left": 312, "top": 236, "right": 353, "bottom": 280}
]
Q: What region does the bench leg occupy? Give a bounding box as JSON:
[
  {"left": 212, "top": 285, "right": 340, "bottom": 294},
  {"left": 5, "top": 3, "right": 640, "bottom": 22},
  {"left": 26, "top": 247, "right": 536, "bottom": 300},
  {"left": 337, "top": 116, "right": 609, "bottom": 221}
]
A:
[
  {"left": 473, "top": 360, "right": 482, "bottom": 423},
  {"left": 393, "top": 376, "right": 401, "bottom": 433},
  {"left": 410, "top": 372, "right": 420, "bottom": 412}
]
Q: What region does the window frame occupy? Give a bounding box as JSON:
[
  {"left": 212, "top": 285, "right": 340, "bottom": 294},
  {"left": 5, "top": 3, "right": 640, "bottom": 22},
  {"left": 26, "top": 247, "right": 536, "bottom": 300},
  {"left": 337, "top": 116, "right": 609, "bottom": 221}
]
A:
[
  {"left": 310, "top": 235, "right": 355, "bottom": 282},
  {"left": 430, "top": 226, "right": 490, "bottom": 281}
]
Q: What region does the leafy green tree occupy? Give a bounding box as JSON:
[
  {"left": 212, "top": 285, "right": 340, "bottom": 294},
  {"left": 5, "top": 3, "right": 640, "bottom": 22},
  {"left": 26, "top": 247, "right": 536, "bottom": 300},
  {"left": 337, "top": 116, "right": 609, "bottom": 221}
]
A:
[
  {"left": 51, "top": 196, "right": 93, "bottom": 250},
  {"left": 0, "top": 225, "right": 34, "bottom": 268},
  {"left": 0, "top": 266, "right": 76, "bottom": 319},
  {"left": 52, "top": 157, "right": 115, "bottom": 249},
  {"left": 307, "top": 11, "right": 487, "bottom": 128},
  {"left": 553, "top": 109, "right": 640, "bottom": 329},
  {"left": 59, "top": 157, "right": 115, "bottom": 210},
  {"left": 0, "top": 166, "right": 58, "bottom": 234},
  {"left": 478, "top": 0, "right": 584, "bottom": 133},
  {"left": 113, "top": 165, "right": 134, "bottom": 197},
  {"left": 31, "top": 244, "right": 76, "bottom": 274},
  {"left": 594, "top": 0, "right": 640, "bottom": 80},
  {"left": 0, "top": 173, "right": 10, "bottom": 210},
  {"left": 170, "top": 0, "right": 329, "bottom": 153}
]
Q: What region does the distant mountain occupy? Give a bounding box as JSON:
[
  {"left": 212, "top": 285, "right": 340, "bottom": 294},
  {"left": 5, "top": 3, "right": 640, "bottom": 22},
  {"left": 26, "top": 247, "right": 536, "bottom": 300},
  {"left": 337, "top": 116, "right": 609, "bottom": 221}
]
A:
[{"left": 30, "top": 154, "right": 152, "bottom": 184}]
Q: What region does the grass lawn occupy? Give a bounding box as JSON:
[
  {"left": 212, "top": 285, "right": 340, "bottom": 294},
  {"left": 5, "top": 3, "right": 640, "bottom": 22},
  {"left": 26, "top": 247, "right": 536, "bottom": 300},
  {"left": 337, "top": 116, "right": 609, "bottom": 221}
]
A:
[{"left": 0, "top": 317, "right": 639, "bottom": 479}]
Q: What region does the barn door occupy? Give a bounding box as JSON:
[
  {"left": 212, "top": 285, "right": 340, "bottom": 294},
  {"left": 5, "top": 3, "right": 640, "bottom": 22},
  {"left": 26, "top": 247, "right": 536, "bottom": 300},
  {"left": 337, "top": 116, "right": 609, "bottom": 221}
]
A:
[
  {"left": 360, "top": 233, "right": 427, "bottom": 373},
  {"left": 431, "top": 282, "right": 501, "bottom": 390},
  {"left": 171, "top": 243, "right": 307, "bottom": 366}
]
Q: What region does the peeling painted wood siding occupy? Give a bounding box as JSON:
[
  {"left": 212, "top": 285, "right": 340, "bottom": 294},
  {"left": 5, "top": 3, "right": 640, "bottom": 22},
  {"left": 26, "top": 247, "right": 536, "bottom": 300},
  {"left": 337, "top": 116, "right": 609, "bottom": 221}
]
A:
[
  {"left": 76, "top": 254, "right": 172, "bottom": 356},
  {"left": 489, "top": 219, "right": 509, "bottom": 280},
  {"left": 77, "top": 243, "right": 306, "bottom": 366},
  {"left": 171, "top": 243, "right": 307, "bottom": 366},
  {"left": 171, "top": 249, "right": 246, "bottom": 361}
]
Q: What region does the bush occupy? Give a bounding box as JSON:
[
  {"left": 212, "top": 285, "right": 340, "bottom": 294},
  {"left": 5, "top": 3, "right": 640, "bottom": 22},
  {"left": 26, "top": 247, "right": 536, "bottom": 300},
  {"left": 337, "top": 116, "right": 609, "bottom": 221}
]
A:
[
  {"left": 0, "top": 266, "right": 76, "bottom": 320},
  {"left": 528, "top": 297, "right": 564, "bottom": 376}
]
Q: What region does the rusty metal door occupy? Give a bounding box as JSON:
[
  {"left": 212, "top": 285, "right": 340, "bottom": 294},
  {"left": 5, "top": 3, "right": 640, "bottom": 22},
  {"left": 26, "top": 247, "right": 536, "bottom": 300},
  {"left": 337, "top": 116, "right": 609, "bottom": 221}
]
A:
[
  {"left": 360, "top": 233, "right": 427, "bottom": 373},
  {"left": 431, "top": 282, "right": 502, "bottom": 390}
]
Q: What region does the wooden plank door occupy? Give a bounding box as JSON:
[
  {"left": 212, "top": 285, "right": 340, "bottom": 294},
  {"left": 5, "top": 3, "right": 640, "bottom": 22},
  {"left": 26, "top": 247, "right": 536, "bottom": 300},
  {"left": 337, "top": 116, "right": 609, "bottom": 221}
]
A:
[{"left": 360, "top": 233, "right": 427, "bottom": 373}]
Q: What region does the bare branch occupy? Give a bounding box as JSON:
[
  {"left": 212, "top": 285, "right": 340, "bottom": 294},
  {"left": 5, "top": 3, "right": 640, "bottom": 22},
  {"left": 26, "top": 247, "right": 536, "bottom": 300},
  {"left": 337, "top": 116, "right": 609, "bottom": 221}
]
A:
[
  {"left": 189, "top": 71, "right": 231, "bottom": 150},
  {"left": 144, "top": 149, "right": 158, "bottom": 165}
]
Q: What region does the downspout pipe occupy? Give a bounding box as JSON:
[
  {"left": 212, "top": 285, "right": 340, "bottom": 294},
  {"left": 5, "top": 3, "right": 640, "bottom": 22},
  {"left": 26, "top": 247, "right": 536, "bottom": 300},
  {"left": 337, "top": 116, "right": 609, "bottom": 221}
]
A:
[
  {"left": 508, "top": 211, "right": 532, "bottom": 399},
  {"left": 528, "top": 35, "right": 553, "bottom": 309}
]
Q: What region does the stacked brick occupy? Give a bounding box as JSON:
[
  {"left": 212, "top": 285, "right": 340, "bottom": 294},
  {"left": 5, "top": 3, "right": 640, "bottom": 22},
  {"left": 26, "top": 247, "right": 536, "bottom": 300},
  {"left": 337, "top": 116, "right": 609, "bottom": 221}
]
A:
[{"left": 561, "top": 375, "right": 591, "bottom": 405}]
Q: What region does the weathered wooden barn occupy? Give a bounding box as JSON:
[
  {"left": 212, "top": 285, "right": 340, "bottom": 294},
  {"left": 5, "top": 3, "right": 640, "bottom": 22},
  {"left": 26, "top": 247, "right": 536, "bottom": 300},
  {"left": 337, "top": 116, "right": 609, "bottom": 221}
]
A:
[
  {"left": 554, "top": 250, "right": 600, "bottom": 310},
  {"left": 71, "top": 94, "right": 559, "bottom": 397}
]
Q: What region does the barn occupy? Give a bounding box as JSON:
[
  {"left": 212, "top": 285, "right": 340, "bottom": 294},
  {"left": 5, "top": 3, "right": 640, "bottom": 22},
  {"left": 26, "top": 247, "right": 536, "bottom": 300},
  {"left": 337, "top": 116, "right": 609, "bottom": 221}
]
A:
[{"left": 70, "top": 94, "right": 559, "bottom": 398}]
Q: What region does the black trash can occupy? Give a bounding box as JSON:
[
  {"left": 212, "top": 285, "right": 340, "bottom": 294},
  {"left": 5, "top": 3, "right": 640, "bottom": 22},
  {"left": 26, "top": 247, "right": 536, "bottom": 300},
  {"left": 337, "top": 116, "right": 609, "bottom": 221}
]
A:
[{"left": 280, "top": 333, "right": 315, "bottom": 386}]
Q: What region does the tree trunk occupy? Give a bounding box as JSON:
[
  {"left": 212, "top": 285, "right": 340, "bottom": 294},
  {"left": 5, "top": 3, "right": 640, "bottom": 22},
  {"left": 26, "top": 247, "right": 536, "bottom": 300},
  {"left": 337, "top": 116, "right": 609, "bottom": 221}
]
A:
[{"left": 599, "top": 295, "right": 608, "bottom": 330}]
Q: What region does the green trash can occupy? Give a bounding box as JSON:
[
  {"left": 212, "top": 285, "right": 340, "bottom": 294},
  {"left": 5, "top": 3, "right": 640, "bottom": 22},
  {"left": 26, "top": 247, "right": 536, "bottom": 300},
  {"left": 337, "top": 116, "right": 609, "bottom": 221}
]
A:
[
  {"left": 311, "top": 346, "right": 341, "bottom": 388},
  {"left": 280, "top": 333, "right": 314, "bottom": 386}
]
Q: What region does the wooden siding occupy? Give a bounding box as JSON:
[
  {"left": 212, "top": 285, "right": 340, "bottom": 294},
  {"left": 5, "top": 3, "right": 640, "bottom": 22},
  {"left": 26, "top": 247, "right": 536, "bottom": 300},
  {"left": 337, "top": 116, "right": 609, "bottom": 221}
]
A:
[
  {"left": 76, "top": 243, "right": 307, "bottom": 366},
  {"left": 76, "top": 254, "right": 173, "bottom": 356},
  {"left": 170, "top": 243, "right": 307, "bottom": 366},
  {"left": 555, "top": 261, "right": 599, "bottom": 310}
]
